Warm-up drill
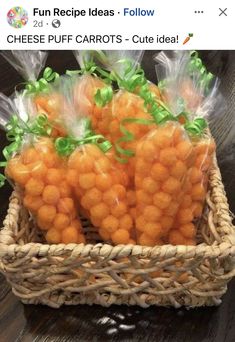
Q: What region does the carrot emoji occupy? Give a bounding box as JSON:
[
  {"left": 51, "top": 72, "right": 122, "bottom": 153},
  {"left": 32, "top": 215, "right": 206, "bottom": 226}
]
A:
[{"left": 183, "top": 33, "right": 193, "bottom": 45}]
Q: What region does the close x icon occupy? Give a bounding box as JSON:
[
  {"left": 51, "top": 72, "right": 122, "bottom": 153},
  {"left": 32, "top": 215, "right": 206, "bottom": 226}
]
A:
[{"left": 219, "top": 8, "right": 228, "bottom": 16}]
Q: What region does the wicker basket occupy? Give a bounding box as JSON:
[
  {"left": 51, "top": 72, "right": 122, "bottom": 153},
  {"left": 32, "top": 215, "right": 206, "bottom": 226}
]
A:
[{"left": 0, "top": 158, "right": 234, "bottom": 309}]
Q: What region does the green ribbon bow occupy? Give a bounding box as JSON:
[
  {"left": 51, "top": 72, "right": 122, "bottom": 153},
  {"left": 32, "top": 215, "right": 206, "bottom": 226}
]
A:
[
  {"left": 94, "top": 85, "right": 113, "bottom": 107},
  {"left": 4, "top": 114, "right": 52, "bottom": 160},
  {"left": 66, "top": 61, "right": 97, "bottom": 77},
  {"left": 113, "top": 59, "right": 146, "bottom": 93},
  {"left": 25, "top": 67, "right": 59, "bottom": 95},
  {"left": 55, "top": 118, "right": 112, "bottom": 156},
  {"left": 184, "top": 117, "right": 208, "bottom": 136},
  {"left": 67, "top": 51, "right": 116, "bottom": 84},
  {"left": 115, "top": 117, "right": 154, "bottom": 163}
]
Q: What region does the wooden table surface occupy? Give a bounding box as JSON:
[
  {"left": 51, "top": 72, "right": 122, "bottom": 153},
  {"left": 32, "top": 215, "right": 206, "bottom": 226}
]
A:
[{"left": 0, "top": 51, "right": 235, "bottom": 342}]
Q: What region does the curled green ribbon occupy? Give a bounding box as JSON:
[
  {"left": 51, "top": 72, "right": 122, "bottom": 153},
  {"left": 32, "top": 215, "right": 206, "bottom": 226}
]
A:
[
  {"left": 189, "top": 51, "right": 214, "bottom": 93},
  {"left": 113, "top": 59, "right": 146, "bottom": 93},
  {"left": 184, "top": 117, "right": 208, "bottom": 136},
  {"left": 66, "top": 52, "right": 115, "bottom": 85},
  {"left": 115, "top": 117, "right": 154, "bottom": 163},
  {"left": 138, "top": 83, "right": 175, "bottom": 124},
  {"left": 55, "top": 119, "right": 112, "bottom": 156},
  {"left": 66, "top": 61, "right": 96, "bottom": 77},
  {"left": 3, "top": 116, "right": 27, "bottom": 161},
  {"left": 25, "top": 67, "right": 59, "bottom": 95},
  {"left": 30, "top": 114, "right": 52, "bottom": 136},
  {"left": 55, "top": 137, "right": 78, "bottom": 156},
  {"left": 94, "top": 86, "right": 113, "bottom": 107},
  {"left": 55, "top": 135, "right": 112, "bottom": 156}
]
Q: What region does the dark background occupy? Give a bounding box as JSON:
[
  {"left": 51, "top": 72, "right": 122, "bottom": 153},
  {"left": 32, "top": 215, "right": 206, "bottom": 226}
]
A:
[{"left": 0, "top": 51, "right": 235, "bottom": 342}]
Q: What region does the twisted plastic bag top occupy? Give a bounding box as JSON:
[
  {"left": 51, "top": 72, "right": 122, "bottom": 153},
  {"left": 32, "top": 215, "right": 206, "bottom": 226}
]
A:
[
  {"left": 0, "top": 50, "right": 48, "bottom": 81},
  {"left": 50, "top": 76, "right": 88, "bottom": 139},
  {"left": 0, "top": 93, "right": 17, "bottom": 130},
  {"left": 154, "top": 51, "right": 226, "bottom": 122},
  {"left": 73, "top": 50, "right": 144, "bottom": 77}
]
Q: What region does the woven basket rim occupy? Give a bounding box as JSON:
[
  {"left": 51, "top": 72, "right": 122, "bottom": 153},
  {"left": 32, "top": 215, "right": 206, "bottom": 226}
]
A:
[{"left": 0, "top": 158, "right": 234, "bottom": 260}]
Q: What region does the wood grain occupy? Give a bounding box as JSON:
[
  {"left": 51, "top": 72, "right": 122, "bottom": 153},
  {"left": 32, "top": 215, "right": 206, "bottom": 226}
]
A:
[
  {"left": 0, "top": 276, "right": 235, "bottom": 342},
  {"left": 0, "top": 51, "right": 235, "bottom": 342}
]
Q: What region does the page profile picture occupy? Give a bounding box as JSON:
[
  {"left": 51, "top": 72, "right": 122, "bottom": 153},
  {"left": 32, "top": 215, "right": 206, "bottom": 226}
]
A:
[{"left": 7, "top": 6, "right": 28, "bottom": 28}]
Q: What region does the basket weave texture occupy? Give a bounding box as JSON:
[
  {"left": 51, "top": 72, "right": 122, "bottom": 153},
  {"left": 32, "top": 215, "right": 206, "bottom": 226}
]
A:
[{"left": 0, "top": 159, "right": 235, "bottom": 308}]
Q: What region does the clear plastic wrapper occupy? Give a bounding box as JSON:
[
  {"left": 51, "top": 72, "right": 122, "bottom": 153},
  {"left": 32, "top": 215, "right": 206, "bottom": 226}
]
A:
[
  {"left": 5, "top": 136, "right": 86, "bottom": 244},
  {"left": 100, "top": 90, "right": 155, "bottom": 178},
  {"left": 55, "top": 80, "right": 135, "bottom": 245},
  {"left": 0, "top": 93, "right": 18, "bottom": 129},
  {"left": 0, "top": 50, "right": 48, "bottom": 81},
  {"left": 0, "top": 50, "right": 65, "bottom": 135},
  {"left": 72, "top": 51, "right": 114, "bottom": 133},
  {"left": 0, "top": 88, "right": 86, "bottom": 244},
  {"left": 93, "top": 50, "right": 162, "bottom": 98},
  {"left": 135, "top": 122, "right": 196, "bottom": 246},
  {"left": 33, "top": 66, "right": 109, "bottom": 137},
  {"left": 151, "top": 51, "right": 219, "bottom": 246},
  {"left": 67, "top": 145, "right": 135, "bottom": 245},
  {"left": 154, "top": 50, "right": 223, "bottom": 119},
  {"left": 33, "top": 91, "right": 66, "bottom": 137},
  {"left": 73, "top": 50, "right": 144, "bottom": 74},
  {"left": 73, "top": 74, "right": 107, "bottom": 124},
  {"left": 73, "top": 50, "right": 161, "bottom": 142}
]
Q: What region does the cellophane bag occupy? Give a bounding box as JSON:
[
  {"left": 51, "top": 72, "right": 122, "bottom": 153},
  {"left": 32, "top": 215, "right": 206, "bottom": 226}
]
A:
[
  {"left": 1, "top": 50, "right": 67, "bottom": 137},
  {"left": 0, "top": 50, "right": 47, "bottom": 82},
  {"left": 0, "top": 51, "right": 48, "bottom": 125},
  {"left": 0, "top": 93, "right": 18, "bottom": 128},
  {"left": 135, "top": 121, "right": 197, "bottom": 246},
  {"left": 147, "top": 50, "right": 222, "bottom": 246},
  {"left": 0, "top": 92, "right": 86, "bottom": 245},
  {"left": 32, "top": 78, "right": 66, "bottom": 138},
  {"left": 72, "top": 50, "right": 114, "bottom": 133},
  {"left": 82, "top": 51, "right": 162, "bottom": 177},
  {"left": 53, "top": 76, "right": 136, "bottom": 245}
]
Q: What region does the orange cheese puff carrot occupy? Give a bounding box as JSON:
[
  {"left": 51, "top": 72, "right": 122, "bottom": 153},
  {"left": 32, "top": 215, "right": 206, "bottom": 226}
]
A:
[
  {"left": 67, "top": 144, "right": 134, "bottom": 245},
  {"left": 7, "top": 137, "right": 86, "bottom": 244},
  {"left": 135, "top": 122, "right": 192, "bottom": 247}
]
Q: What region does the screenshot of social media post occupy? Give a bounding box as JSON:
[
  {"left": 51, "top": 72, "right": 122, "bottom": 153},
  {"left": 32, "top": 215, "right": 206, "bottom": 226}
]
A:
[{"left": 0, "top": 1, "right": 235, "bottom": 341}]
